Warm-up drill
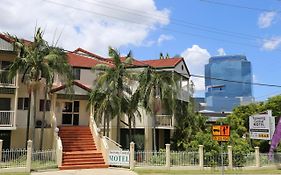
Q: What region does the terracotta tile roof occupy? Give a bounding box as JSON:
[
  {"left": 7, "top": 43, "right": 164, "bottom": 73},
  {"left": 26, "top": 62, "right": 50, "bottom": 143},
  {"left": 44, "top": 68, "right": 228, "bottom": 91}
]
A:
[
  {"left": 50, "top": 80, "right": 91, "bottom": 93},
  {"left": 73, "top": 48, "right": 108, "bottom": 61},
  {"left": 0, "top": 33, "right": 32, "bottom": 45},
  {"left": 141, "top": 57, "right": 183, "bottom": 68},
  {"left": 67, "top": 52, "right": 112, "bottom": 68},
  {"left": 105, "top": 57, "right": 148, "bottom": 67}
]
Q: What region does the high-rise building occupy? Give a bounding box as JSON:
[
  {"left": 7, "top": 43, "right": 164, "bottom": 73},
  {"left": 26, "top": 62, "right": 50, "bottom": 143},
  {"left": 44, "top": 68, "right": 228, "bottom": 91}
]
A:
[{"left": 205, "top": 55, "right": 254, "bottom": 112}]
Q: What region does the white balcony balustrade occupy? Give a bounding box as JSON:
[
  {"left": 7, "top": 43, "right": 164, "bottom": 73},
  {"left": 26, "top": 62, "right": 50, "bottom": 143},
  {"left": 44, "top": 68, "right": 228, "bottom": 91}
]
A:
[
  {"left": 0, "top": 70, "right": 16, "bottom": 87},
  {"left": 155, "top": 115, "right": 173, "bottom": 128},
  {"left": 0, "top": 111, "right": 15, "bottom": 127}
]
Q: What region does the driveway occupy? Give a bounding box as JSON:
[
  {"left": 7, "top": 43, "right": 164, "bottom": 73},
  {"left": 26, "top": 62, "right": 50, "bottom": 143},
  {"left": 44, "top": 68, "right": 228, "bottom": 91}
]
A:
[{"left": 32, "top": 168, "right": 138, "bottom": 175}]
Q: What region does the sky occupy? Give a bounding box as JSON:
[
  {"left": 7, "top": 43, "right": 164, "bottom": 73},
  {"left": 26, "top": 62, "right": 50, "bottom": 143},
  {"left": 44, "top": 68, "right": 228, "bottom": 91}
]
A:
[{"left": 1, "top": 0, "right": 281, "bottom": 100}]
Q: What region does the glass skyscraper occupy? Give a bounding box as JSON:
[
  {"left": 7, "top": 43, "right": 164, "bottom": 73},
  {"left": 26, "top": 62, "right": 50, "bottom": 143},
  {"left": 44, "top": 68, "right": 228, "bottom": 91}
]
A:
[{"left": 205, "top": 55, "right": 254, "bottom": 112}]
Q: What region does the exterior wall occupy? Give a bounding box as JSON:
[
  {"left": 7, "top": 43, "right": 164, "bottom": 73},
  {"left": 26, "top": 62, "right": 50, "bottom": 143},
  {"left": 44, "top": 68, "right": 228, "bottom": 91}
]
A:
[{"left": 0, "top": 39, "right": 13, "bottom": 51}]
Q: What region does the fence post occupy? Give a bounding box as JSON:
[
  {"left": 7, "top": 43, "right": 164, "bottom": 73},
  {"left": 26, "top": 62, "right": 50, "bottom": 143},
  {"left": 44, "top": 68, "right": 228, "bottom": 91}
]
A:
[
  {"left": 165, "top": 144, "right": 171, "bottom": 169},
  {"left": 227, "top": 145, "right": 233, "bottom": 169},
  {"left": 255, "top": 146, "right": 260, "bottom": 167},
  {"left": 130, "top": 142, "right": 135, "bottom": 170},
  {"left": 0, "top": 139, "right": 3, "bottom": 161},
  {"left": 26, "top": 140, "right": 32, "bottom": 172},
  {"left": 199, "top": 145, "right": 204, "bottom": 169}
]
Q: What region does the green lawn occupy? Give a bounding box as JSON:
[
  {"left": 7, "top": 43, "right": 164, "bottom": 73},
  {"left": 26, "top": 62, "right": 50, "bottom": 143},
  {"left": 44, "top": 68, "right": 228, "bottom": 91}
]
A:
[
  {"left": 0, "top": 173, "right": 29, "bottom": 175},
  {"left": 134, "top": 169, "right": 281, "bottom": 174}
]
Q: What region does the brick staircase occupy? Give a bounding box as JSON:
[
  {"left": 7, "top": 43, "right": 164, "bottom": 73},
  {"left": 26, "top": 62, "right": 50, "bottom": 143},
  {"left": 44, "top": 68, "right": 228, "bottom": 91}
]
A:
[{"left": 59, "top": 126, "right": 108, "bottom": 170}]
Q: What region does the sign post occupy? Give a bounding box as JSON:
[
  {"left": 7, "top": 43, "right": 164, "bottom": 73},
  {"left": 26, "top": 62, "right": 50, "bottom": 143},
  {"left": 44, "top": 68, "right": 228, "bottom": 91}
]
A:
[{"left": 212, "top": 125, "right": 230, "bottom": 175}]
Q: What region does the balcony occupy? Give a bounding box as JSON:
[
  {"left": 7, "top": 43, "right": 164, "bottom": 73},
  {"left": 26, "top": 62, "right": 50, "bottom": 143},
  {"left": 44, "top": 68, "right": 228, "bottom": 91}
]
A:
[
  {"left": 0, "top": 70, "right": 16, "bottom": 87},
  {"left": 155, "top": 115, "right": 173, "bottom": 128},
  {"left": 0, "top": 111, "right": 15, "bottom": 129},
  {"left": 177, "top": 89, "right": 189, "bottom": 102}
]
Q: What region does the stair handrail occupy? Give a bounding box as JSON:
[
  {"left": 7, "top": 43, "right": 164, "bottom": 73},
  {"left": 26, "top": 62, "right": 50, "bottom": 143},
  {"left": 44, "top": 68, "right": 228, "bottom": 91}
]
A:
[
  {"left": 89, "top": 115, "right": 109, "bottom": 164},
  {"left": 103, "top": 136, "right": 122, "bottom": 151}
]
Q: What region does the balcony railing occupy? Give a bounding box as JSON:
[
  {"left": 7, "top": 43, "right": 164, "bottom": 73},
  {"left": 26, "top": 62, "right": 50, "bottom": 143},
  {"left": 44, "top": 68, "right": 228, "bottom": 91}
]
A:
[
  {"left": 0, "top": 70, "right": 16, "bottom": 87},
  {"left": 155, "top": 115, "right": 173, "bottom": 128},
  {"left": 0, "top": 111, "right": 15, "bottom": 127}
]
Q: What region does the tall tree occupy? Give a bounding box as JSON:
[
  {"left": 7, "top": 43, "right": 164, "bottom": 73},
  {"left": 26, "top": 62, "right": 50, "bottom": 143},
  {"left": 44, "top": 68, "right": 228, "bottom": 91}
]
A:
[
  {"left": 90, "top": 47, "right": 132, "bottom": 142},
  {"left": 8, "top": 28, "right": 72, "bottom": 149},
  {"left": 137, "top": 67, "right": 178, "bottom": 151}
]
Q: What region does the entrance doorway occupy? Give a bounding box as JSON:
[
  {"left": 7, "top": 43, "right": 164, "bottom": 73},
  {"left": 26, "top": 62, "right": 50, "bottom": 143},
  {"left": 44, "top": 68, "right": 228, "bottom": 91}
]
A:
[
  {"left": 0, "top": 131, "right": 11, "bottom": 149},
  {"left": 62, "top": 101, "right": 79, "bottom": 126}
]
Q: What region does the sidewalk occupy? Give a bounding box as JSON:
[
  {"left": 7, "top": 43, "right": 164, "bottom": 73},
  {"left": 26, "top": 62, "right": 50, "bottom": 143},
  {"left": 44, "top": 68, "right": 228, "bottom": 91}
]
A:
[{"left": 32, "top": 168, "right": 138, "bottom": 175}]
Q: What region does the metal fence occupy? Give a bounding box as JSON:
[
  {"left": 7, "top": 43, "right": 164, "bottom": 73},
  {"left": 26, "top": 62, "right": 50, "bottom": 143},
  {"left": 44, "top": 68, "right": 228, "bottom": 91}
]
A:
[
  {"left": 135, "top": 151, "right": 166, "bottom": 166},
  {"left": 204, "top": 152, "right": 228, "bottom": 167},
  {"left": 0, "top": 149, "right": 27, "bottom": 168},
  {"left": 170, "top": 151, "right": 199, "bottom": 166},
  {"left": 31, "top": 149, "right": 57, "bottom": 170}
]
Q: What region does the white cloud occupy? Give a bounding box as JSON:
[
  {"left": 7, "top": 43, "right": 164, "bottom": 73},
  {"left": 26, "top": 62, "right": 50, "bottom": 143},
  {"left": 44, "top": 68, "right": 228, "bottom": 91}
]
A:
[
  {"left": 217, "top": 48, "right": 226, "bottom": 56},
  {"left": 258, "top": 11, "right": 277, "bottom": 28},
  {"left": 262, "top": 36, "right": 281, "bottom": 50},
  {"left": 157, "top": 34, "right": 173, "bottom": 45},
  {"left": 0, "top": 0, "right": 170, "bottom": 55},
  {"left": 181, "top": 45, "right": 211, "bottom": 93}
]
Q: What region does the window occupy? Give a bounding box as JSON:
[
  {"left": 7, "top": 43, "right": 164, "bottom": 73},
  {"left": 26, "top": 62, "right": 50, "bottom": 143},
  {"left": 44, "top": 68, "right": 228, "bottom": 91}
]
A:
[
  {"left": 1, "top": 61, "right": 11, "bottom": 70},
  {"left": 18, "top": 98, "right": 29, "bottom": 110},
  {"left": 72, "top": 68, "right": 81, "bottom": 80},
  {"left": 39, "top": 100, "right": 51, "bottom": 111}
]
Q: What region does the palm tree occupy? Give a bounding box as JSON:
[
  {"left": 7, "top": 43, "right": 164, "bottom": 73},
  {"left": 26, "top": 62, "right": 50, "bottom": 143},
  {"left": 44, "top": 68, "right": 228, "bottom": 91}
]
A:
[
  {"left": 8, "top": 28, "right": 72, "bottom": 149},
  {"left": 90, "top": 47, "right": 132, "bottom": 142},
  {"left": 137, "top": 67, "right": 178, "bottom": 152}
]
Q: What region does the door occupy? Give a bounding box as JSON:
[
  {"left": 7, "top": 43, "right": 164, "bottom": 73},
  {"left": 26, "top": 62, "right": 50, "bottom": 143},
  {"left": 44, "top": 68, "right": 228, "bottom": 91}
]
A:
[
  {"left": 0, "top": 131, "right": 11, "bottom": 149},
  {"left": 0, "top": 98, "right": 11, "bottom": 125},
  {"left": 62, "top": 101, "right": 79, "bottom": 125}
]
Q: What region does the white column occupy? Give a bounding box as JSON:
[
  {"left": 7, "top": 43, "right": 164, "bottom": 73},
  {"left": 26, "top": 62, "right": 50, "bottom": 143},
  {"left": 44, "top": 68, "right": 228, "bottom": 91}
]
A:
[
  {"left": 227, "top": 145, "right": 233, "bottom": 169},
  {"left": 199, "top": 145, "right": 204, "bottom": 169},
  {"left": 130, "top": 142, "right": 135, "bottom": 170},
  {"left": 26, "top": 140, "right": 32, "bottom": 172},
  {"left": 13, "top": 70, "right": 19, "bottom": 128},
  {"left": 255, "top": 146, "right": 260, "bottom": 167},
  {"left": 0, "top": 139, "right": 3, "bottom": 161},
  {"left": 165, "top": 144, "right": 171, "bottom": 169}
]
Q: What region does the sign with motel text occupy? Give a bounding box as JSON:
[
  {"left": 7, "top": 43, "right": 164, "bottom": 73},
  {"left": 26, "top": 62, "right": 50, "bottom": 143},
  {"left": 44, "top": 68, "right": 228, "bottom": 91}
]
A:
[{"left": 109, "top": 150, "right": 130, "bottom": 166}]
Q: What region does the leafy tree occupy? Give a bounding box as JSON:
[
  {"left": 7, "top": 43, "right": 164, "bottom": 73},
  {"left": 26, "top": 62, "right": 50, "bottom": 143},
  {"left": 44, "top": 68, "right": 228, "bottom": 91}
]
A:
[
  {"left": 137, "top": 67, "right": 178, "bottom": 151},
  {"left": 8, "top": 28, "right": 72, "bottom": 149},
  {"left": 90, "top": 47, "right": 133, "bottom": 142}
]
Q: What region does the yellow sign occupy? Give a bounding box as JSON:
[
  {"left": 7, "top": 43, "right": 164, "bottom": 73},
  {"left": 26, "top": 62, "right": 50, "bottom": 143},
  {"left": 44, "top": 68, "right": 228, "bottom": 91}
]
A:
[
  {"left": 212, "top": 125, "right": 230, "bottom": 142},
  {"left": 212, "top": 135, "right": 230, "bottom": 141}
]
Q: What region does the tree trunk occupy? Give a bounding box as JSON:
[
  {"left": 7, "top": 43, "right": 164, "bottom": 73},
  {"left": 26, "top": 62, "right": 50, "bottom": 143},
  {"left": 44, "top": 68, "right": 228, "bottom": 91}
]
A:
[
  {"left": 32, "top": 89, "right": 37, "bottom": 149},
  {"left": 25, "top": 92, "right": 32, "bottom": 149},
  {"left": 39, "top": 85, "right": 48, "bottom": 150},
  {"left": 103, "top": 113, "right": 106, "bottom": 136},
  {"left": 106, "top": 114, "right": 110, "bottom": 137},
  {"left": 153, "top": 114, "right": 157, "bottom": 152},
  {"left": 128, "top": 116, "right": 132, "bottom": 143},
  {"left": 116, "top": 114, "right": 120, "bottom": 143}
]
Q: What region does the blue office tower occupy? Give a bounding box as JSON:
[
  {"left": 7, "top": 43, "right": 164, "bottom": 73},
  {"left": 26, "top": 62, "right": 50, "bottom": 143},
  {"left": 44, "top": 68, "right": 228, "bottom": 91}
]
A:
[{"left": 205, "top": 55, "right": 254, "bottom": 112}]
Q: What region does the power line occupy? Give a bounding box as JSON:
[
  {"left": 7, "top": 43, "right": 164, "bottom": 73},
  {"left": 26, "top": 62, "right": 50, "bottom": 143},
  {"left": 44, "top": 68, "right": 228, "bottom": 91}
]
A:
[
  {"left": 199, "top": 0, "right": 281, "bottom": 13},
  {"left": 191, "top": 74, "right": 281, "bottom": 88},
  {"left": 77, "top": 0, "right": 261, "bottom": 40},
  {"left": 44, "top": 0, "right": 281, "bottom": 52}
]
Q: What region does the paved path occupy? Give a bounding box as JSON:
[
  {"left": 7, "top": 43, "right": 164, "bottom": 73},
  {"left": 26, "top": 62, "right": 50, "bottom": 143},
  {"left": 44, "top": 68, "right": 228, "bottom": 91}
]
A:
[{"left": 32, "top": 168, "right": 138, "bottom": 175}]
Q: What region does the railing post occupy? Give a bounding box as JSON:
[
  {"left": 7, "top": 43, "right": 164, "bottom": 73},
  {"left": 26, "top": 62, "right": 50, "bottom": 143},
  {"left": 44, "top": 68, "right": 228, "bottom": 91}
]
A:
[
  {"left": 0, "top": 139, "right": 2, "bottom": 161},
  {"left": 26, "top": 140, "right": 32, "bottom": 172},
  {"left": 199, "top": 145, "right": 204, "bottom": 169},
  {"left": 255, "top": 146, "right": 260, "bottom": 167},
  {"left": 227, "top": 145, "right": 233, "bottom": 169},
  {"left": 130, "top": 142, "right": 135, "bottom": 170},
  {"left": 165, "top": 144, "right": 171, "bottom": 169}
]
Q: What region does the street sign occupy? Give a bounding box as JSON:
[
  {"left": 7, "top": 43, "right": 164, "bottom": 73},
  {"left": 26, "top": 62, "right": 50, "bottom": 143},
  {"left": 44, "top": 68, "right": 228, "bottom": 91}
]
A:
[
  {"left": 249, "top": 110, "right": 275, "bottom": 140},
  {"left": 212, "top": 125, "right": 230, "bottom": 141}
]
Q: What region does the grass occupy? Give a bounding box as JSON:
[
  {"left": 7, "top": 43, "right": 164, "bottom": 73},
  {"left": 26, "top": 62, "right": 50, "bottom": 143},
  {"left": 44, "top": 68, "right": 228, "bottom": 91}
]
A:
[
  {"left": 134, "top": 168, "right": 281, "bottom": 174},
  {"left": 0, "top": 173, "right": 29, "bottom": 175}
]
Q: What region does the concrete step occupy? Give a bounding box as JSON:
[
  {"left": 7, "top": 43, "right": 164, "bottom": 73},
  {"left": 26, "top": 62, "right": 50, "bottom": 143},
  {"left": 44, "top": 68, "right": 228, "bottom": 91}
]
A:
[{"left": 59, "top": 164, "right": 109, "bottom": 170}]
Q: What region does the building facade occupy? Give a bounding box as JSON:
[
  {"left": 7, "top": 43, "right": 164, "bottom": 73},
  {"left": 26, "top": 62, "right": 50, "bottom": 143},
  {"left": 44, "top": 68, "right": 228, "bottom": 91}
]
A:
[
  {"left": 0, "top": 34, "right": 190, "bottom": 152},
  {"left": 205, "top": 55, "right": 254, "bottom": 112}
]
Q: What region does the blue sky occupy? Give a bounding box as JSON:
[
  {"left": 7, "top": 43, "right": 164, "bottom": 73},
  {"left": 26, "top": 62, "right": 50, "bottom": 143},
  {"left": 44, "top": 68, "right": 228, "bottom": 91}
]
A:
[{"left": 1, "top": 0, "right": 281, "bottom": 100}]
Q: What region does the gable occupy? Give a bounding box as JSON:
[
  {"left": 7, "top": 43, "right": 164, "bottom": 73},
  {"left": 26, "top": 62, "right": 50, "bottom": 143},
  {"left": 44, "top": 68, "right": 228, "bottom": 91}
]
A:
[{"left": 0, "top": 38, "right": 13, "bottom": 51}]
